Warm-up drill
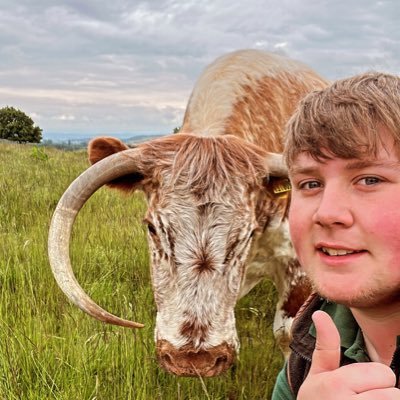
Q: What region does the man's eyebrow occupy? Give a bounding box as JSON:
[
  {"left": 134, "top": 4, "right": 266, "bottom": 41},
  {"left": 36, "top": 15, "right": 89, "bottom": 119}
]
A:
[
  {"left": 289, "top": 160, "right": 400, "bottom": 175},
  {"left": 289, "top": 166, "right": 319, "bottom": 176},
  {"left": 344, "top": 160, "right": 400, "bottom": 170}
]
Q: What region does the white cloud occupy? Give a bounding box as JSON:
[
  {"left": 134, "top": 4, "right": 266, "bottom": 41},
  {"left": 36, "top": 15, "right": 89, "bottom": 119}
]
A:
[
  {"left": 58, "top": 114, "right": 76, "bottom": 121},
  {"left": 0, "top": 0, "right": 398, "bottom": 139},
  {"left": 29, "top": 111, "right": 41, "bottom": 120}
]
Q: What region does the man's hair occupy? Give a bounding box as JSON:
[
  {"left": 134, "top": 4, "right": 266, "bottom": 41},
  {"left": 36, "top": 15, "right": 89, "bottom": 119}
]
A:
[{"left": 284, "top": 72, "right": 400, "bottom": 166}]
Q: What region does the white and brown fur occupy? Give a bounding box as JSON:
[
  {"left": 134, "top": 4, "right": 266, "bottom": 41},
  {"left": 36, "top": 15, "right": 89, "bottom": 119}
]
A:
[{"left": 89, "top": 49, "right": 328, "bottom": 376}]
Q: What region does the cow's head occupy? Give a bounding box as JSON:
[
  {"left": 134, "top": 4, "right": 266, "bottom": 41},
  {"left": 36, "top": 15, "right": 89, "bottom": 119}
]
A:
[{"left": 48, "top": 134, "right": 289, "bottom": 377}]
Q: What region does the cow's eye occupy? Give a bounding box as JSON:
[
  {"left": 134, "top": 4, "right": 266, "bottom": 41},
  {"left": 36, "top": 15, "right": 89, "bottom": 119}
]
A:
[
  {"left": 143, "top": 219, "right": 157, "bottom": 236},
  {"left": 147, "top": 222, "right": 157, "bottom": 236}
]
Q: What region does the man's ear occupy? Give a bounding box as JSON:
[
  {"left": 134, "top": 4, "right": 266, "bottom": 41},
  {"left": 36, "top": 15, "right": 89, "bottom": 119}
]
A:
[{"left": 88, "top": 136, "right": 144, "bottom": 192}]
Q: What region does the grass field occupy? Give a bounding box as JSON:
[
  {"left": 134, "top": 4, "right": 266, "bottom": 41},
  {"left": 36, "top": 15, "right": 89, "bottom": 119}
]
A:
[{"left": 0, "top": 142, "right": 283, "bottom": 399}]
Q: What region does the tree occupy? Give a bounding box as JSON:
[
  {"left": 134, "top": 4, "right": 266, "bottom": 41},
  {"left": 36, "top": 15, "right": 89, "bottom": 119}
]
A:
[{"left": 0, "top": 106, "right": 42, "bottom": 143}]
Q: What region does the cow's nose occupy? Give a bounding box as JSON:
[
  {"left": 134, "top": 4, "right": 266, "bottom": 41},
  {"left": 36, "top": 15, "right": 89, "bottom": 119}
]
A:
[{"left": 156, "top": 340, "right": 235, "bottom": 377}]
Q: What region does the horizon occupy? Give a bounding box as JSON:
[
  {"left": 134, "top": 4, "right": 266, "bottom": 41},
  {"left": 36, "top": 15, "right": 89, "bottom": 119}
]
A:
[{"left": 42, "top": 130, "right": 169, "bottom": 142}]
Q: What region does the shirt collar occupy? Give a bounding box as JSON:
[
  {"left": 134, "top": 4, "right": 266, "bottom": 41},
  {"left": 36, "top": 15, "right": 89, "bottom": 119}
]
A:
[{"left": 309, "top": 300, "right": 370, "bottom": 362}]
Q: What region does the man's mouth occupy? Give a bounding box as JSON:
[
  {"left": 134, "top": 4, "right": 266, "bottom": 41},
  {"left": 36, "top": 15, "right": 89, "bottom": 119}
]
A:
[{"left": 320, "top": 247, "right": 364, "bottom": 256}]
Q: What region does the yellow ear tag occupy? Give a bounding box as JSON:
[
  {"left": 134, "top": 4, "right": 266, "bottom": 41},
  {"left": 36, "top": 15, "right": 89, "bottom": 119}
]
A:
[{"left": 272, "top": 178, "right": 291, "bottom": 197}]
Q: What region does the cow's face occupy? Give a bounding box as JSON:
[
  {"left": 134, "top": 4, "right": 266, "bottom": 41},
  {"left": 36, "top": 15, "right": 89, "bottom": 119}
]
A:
[
  {"left": 145, "top": 182, "right": 263, "bottom": 375},
  {"left": 85, "top": 134, "right": 287, "bottom": 376}
]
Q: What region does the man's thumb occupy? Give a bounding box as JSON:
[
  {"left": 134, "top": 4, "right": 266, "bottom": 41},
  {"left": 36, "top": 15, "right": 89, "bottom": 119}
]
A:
[{"left": 309, "top": 310, "right": 341, "bottom": 375}]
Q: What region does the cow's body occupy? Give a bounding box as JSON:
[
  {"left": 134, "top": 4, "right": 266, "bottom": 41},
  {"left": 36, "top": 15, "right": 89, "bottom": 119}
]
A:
[
  {"left": 177, "top": 49, "right": 326, "bottom": 355},
  {"left": 180, "top": 50, "right": 326, "bottom": 151},
  {"left": 49, "top": 49, "right": 328, "bottom": 377}
]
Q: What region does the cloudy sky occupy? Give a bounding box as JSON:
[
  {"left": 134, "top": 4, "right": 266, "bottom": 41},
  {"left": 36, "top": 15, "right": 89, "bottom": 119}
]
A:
[{"left": 0, "top": 0, "right": 398, "bottom": 140}]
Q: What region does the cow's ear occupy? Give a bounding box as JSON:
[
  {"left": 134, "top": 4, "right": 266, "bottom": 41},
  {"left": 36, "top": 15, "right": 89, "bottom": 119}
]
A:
[
  {"left": 262, "top": 152, "right": 291, "bottom": 198},
  {"left": 88, "top": 136, "right": 129, "bottom": 164},
  {"left": 264, "top": 176, "right": 292, "bottom": 199},
  {"left": 88, "top": 136, "right": 144, "bottom": 192}
]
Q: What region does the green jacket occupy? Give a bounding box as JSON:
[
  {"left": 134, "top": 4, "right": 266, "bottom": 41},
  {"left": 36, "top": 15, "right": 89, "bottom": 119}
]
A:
[{"left": 271, "top": 294, "right": 400, "bottom": 399}]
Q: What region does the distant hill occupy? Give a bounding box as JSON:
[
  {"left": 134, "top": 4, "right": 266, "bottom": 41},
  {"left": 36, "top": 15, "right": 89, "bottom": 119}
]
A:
[
  {"left": 41, "top": 132, "right": 169, "bottom": 149},
  {"left": 125, "top": 133, "right": 167, "bottom": 145}
]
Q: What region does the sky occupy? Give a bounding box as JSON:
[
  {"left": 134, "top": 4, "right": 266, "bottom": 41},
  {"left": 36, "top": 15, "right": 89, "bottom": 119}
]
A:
[{"left": 0, "top": 0, "right": 398, "bottom": 141}]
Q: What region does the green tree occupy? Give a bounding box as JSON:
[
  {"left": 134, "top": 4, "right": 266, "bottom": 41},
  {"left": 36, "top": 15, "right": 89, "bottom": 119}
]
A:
[{"left": 0, "top": 106, "right": 42, "bottom": 143}]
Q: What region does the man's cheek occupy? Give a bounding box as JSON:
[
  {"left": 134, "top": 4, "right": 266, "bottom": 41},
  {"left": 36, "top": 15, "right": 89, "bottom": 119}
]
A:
[
  {"left": 288, "top": 214, "right": 304, "bottom": 256},
  {"left": 370, "top": 217, "right": 400, "bottom": 260}
]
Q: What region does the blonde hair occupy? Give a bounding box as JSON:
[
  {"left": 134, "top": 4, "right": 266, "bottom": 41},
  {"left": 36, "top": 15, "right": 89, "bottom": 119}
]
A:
[{"left": 284, "top": 72, "right": 400, "bottom": 165}]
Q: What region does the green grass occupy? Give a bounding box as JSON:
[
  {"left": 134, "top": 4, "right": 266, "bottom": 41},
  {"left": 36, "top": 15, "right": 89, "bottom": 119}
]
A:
[{"left": 0, "top": 142, "right": 283, "bottom": 399}]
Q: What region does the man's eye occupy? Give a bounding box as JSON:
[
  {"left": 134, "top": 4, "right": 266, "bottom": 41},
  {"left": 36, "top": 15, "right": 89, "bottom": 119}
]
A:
[
  {"left": 358, "top": 176, "right": 381, "bottom": 186},
  {"left": 299, "top": 180, "right": 321, "bottom": 190}
]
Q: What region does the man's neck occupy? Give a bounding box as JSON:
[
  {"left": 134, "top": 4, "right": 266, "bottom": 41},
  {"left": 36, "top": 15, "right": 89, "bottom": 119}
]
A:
[{"left": 351, "top": 303, "right": 400, "bottom": 365}]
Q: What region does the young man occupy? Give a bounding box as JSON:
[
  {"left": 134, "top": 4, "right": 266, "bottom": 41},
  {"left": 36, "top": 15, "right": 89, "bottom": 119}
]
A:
[{"left": 272, "top": 72, "right": 400, "bottom": 399}]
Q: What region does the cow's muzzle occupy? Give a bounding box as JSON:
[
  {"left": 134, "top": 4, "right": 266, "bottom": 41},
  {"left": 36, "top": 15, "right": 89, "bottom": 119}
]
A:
[{"left": 156, "top": 340, "right": 235, "bottom": 377}]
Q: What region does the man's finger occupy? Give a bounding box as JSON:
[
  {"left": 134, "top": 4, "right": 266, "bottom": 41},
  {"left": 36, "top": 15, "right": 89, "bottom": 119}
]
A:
[
  {"left": 309, "top": 310, "right": 341, "bottom": 375},
  {"left": 353, "top": 386, "right": 399, "bottom": 400},
  {"left": 340, "top": 363, "right": 397, "bottom": 394}
]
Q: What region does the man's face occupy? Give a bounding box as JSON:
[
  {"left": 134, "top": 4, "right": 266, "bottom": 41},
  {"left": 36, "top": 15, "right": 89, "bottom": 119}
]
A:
[{"left": 288, "top": 135, "right": 400, "bottom": 308}]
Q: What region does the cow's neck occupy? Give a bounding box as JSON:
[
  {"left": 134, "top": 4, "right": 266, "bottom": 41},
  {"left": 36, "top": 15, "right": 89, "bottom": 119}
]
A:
[{"left": 238, "top": 218, "right": 296, "bottom": 299}]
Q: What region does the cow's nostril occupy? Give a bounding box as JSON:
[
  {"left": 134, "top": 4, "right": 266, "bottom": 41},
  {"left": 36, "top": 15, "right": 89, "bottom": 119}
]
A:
[
  {"left": 162, "top": 353, "right": 173, "bottom": 366},
  {"left": 214, "top": 355, "right": 228, "bottom": 369}
]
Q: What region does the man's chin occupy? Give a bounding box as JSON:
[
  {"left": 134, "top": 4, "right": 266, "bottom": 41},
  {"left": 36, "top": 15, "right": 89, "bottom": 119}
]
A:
[
  {"left": 316, "top": 285, "right": 400, "bottom": 309},
  {"left": 314, "top": 283, "right": 365, "bottom": 307}
]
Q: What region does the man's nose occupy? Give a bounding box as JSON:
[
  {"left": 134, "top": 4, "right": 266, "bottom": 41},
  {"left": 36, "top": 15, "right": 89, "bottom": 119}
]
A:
[{"left": 312, "top": 187, "right": 354, "bottom": 227}]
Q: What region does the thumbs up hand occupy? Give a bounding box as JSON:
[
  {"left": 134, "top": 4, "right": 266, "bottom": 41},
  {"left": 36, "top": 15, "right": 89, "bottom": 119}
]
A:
[{"left": 297, "top": 311, "right": 399, "bottom": 399}]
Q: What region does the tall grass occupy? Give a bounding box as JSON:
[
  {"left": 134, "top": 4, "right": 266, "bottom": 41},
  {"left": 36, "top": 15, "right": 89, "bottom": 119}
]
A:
[{"left": 0, "top": 142, "right": 283, "bottom": 399}]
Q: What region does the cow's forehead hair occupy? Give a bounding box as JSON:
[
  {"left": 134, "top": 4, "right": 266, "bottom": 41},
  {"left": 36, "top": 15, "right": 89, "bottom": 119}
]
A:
[
  {"left": 148, "top": 189, "right": 256, "bottom": 224},
  {"left": 140, "top": 134, "right": 268, "bottom": 195},
  {"left": 148, "top": 197, "right": 254, "bottom": 228}
]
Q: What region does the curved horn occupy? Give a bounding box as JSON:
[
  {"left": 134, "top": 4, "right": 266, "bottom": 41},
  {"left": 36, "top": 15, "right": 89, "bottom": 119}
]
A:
[
  {"left": 48, "top": 149, "right": 145, "bottom": 328},
  {"left": 265, "top": 152, "right": 287, "bottom": 177}
]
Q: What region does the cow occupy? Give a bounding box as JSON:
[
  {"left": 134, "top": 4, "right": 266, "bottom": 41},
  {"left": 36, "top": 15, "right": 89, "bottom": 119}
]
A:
[{"left": 48, "top": 49, "right": 328, "bottom": 377}]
